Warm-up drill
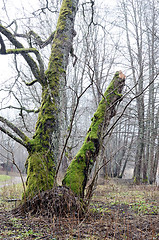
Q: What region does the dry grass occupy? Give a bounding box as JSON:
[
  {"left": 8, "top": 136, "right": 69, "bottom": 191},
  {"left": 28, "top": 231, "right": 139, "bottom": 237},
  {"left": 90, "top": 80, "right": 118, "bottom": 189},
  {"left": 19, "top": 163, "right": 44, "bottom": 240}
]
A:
[
  {"left": 0, "top": 183, "right": 24, "bottom": 210},
  {"left": 0, "top": 178, "right": 159, "bottom": 239},
  {"left": 93, "top": 178, "right": 159, "bottom": 213}
]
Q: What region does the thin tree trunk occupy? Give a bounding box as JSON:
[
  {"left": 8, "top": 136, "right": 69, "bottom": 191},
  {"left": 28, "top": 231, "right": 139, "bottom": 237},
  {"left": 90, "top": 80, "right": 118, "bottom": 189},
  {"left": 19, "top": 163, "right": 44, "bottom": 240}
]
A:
[
  {"left": 148, "top": 8, "right": 155, "bottom": 184},
  {"left": 119, "top": 125, "right": 135, "bottom": 178}
]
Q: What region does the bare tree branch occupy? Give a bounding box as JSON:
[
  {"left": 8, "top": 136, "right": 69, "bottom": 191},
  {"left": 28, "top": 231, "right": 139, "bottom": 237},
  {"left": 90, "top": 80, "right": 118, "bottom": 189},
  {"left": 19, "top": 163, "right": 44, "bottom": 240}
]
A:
[
  {"left": 54, "top": 83, "right": 93, "bottom": 184},
  {"left": 0, "top": 105, "right": 39, "bottom": 113},
  {"left": 25, "top": 79, "right": 38, "bottom": 86},
  {"left": 32, "top": 0, "right": 58, "bottom": 16},
  {"left": 0, "top": 115, "right": 29, "bottom": 142},
  {"left": 0, "top": 24, "right": 44, "bottom": 82},
  {"left": 15, "top": 30, "right": 55, "bottom": 49},
  {"left": 0, "top": 34, "right": 6, "bottom": 53},
  {"left": 0, "top": 125, "right": 27, "bottom": 148},
  {"left": 103, "top": 73, "right": 159, "bottom": 140}
]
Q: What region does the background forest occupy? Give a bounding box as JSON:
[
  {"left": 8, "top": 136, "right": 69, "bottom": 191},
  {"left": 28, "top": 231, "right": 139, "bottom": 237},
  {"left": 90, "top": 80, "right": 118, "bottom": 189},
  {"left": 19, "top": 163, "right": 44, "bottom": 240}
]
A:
[{"left": 0, "top": 0, "right": 159, "bottom": 186}]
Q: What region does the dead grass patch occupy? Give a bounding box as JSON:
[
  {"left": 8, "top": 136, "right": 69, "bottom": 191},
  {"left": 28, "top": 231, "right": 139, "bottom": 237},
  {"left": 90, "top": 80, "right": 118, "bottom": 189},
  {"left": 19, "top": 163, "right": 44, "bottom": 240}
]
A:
[{"left": 0, "top": 178, "right": 159, "bottom": 239}]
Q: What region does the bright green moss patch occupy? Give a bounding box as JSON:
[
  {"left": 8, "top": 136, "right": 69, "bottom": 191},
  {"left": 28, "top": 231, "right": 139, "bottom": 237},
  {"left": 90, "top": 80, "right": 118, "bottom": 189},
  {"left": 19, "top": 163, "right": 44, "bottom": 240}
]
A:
[
  {"left": 87, "top": 71, "right": 122, "bottom": 140},
  {"left": 25, "top": 151, "right": 55, "bottom": 199},
  {"left": 63, "top": 72, "right": 125, "bottom": 198},
  {"left": 62, "top": 158, "right": 86, "bottom": 196},
  {"left": 76, "top": 141, "right": 95, "bottom": 160},
  {"left": 62, "top": 137, "right": 97, "bottom": 197},
  {"left": 6, "top": 48, "right": 38, "bottom": 54}
]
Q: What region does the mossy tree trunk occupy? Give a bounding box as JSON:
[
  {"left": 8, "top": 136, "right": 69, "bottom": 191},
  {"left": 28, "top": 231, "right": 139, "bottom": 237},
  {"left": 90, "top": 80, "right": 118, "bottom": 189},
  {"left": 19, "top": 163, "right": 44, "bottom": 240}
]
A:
[
  {"left": 25, "top": 0, "right": 79, "bottom": 198},
  {"left": 0, "top": 1, "right": 125, "bottom": 202},
  {"left": 0, "top": 0, "right": 79, "bottom": 199},
  {"left": 62, "top": 71, "right": 125, "bottom": 198}
]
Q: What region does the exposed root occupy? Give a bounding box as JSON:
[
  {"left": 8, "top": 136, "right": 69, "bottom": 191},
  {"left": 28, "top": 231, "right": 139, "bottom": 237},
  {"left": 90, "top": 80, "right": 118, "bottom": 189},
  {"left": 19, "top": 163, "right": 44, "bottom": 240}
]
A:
[{"left": 12, "top": 186, "right": 83, "bottom": 218}]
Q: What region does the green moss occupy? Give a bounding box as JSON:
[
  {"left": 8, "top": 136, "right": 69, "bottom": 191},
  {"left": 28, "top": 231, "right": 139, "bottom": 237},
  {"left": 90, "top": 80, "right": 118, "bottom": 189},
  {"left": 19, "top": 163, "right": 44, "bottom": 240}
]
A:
[
  {"left": 62, "top": 158, "right": 85, "bottom": 196},
  {"left": 65, "top": 151, "right": 69, "bottom": 158},
  {"left": 46, "top": 0, "right": 74, "bottom": 85},
  {"left": 133, "top": 177, "right": 137, "bottom": 184},
  {"left": 24, "top": 87, "right": 58, "bottom": 198},
  {"left": 83, "top": 72, "right": 122, "bottom": 143},
  {"left": 33, "top": 0, "right": 74, "bottom": 154},
  {"left": 26, "top": 86, "right": 58, "bottom": 153},
  {"left": 23, "top": 0, "right": 76, "bottom": 199},
  {"left": 63, "top": 71, "right": 124, "bottom": 197},
  {"left": 63, "top": 140, "right": 96, "bottom": 196},
  {"left": 25, "top": 151, "right": 55, "bottom": 199},
  {"left": 56, "top": 0, "right": 73, "bottom": 31}
]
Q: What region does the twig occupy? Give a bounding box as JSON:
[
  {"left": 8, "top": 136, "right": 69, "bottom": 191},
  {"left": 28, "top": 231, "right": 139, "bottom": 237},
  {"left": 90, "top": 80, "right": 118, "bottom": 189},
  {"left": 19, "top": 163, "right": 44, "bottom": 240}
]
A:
[
  {"left": 0, "top": 143, "right": 26, "bottom": 203},
  {"left": 54, "top": 83, "right": 93, "bottom": 185},
  {"left": 102, "top": 72, "right": 159, "bottom": 140}
]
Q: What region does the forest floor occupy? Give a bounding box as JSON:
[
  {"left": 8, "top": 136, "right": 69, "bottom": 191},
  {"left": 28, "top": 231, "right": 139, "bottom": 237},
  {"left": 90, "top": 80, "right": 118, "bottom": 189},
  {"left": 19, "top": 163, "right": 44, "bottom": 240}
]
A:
[{"left": 0, "top": 177, "right": 159, "bottom": 239}]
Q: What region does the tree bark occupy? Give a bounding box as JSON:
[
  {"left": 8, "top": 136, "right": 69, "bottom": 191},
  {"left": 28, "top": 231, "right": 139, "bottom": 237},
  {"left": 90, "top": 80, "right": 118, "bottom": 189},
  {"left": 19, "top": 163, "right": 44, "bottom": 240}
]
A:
[
  {"left": 0, "top": 0, "right": 79, "bottom": 199},
  {"left": 25, "top": 0, "right": 79, "bottom": 198},
  {"left": 62, "top": 71, "right": 125, "bottom": 198}
]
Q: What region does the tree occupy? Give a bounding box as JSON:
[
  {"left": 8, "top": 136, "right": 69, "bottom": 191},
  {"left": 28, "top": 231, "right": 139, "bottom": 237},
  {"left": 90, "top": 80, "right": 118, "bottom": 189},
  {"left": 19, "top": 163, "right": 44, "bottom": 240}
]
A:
[
  {"left": 121, "top": 0, "right": 145, "bottom": 184},
  {"left": 0, "top": 0, "right": 125, "bottom": 205},
  {"left": 118, "top": 0, "right": 159, "bottom": 184},
  {"left": 63, "top": 71, "right": 125, "bottom": 198},
  {"left": 0, "top": 0, "right": 79, "bottom": 198},
  {"left": 144, "top": 0, "right": 159, "bottom": 184}
]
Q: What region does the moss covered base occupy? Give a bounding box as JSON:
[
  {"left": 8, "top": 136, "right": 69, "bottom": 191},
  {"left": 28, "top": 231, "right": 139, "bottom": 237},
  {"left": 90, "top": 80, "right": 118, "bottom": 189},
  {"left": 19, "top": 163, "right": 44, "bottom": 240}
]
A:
[
  {"left": 25, "top": 151, "right": 56, "bottom": 199},
  {"left": 14, "top": 186, "right": 84, "bottom": 218}
]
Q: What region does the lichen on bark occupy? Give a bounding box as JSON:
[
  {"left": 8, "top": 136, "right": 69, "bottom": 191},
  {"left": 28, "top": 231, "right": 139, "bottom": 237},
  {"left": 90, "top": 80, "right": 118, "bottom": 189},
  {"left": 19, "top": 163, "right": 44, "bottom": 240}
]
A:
[{"left": 62, "top": 71, "right": 125, "bottom": 198}]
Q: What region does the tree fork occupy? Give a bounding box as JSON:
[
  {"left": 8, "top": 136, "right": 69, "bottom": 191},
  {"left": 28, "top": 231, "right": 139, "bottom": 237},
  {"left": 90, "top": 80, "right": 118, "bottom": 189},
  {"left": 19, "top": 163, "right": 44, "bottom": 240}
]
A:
[{"left": 62, "top": 71, "right": 125, "bottom": 198}]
